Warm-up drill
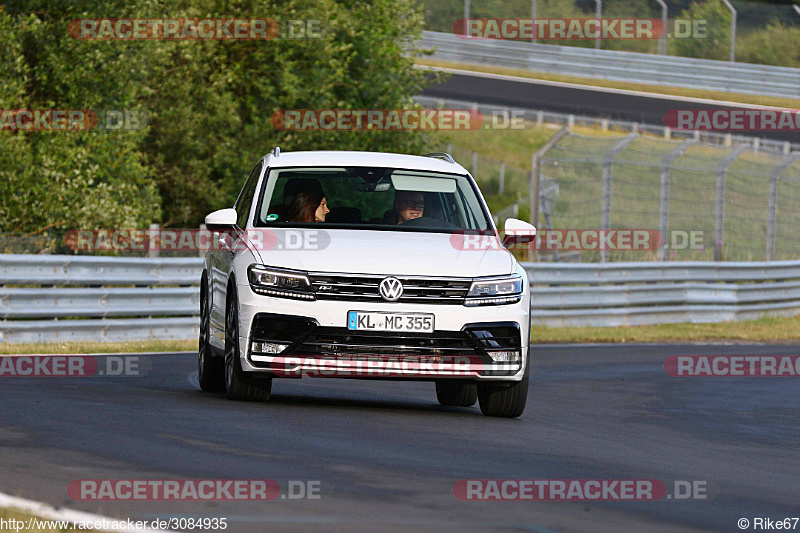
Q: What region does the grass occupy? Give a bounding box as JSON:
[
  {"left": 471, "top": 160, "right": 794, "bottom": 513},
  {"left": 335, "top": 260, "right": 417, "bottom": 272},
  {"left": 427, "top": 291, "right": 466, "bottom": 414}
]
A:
[
  {"left": 428, "top": 119, "right": 800, "bottom": 262},
  {"left": 0, "top": 506, "right": 96, "bottom": 533},
  {"left": 531, "top": 315, "right": 800, "bottom": 343},
  {"left": 417, "top": 58, "right": 800, "bottom": 110},
  {"left": 0, "top": 339, "right": 195, "bottom": 355}
]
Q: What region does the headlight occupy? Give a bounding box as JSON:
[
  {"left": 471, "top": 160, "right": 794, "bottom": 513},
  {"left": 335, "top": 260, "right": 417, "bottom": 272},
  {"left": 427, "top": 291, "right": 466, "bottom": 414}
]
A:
[
  {"left": 248, "top": 265, "right": 315, "bottom": 300},
  {"left": 464, "top": 275, "right": 523, "bottom": 306}
]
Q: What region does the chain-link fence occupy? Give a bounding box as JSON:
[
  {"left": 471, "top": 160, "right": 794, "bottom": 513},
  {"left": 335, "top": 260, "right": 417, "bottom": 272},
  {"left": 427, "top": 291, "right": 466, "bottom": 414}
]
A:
[{"left": 441, "top": 131, "right": 800, "bottom": 263}]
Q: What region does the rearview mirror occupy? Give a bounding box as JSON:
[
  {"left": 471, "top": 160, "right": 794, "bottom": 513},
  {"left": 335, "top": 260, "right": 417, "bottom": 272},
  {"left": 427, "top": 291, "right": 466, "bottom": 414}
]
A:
[
  {"left": 205, "top": 208, "right": 237, "bottom": 230},
  {"left": 502, "top": 218, "right": 536, "bottom": 248}
]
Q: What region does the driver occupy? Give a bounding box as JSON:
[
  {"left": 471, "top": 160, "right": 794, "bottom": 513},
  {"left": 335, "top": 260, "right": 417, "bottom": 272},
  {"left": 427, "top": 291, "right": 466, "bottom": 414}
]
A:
[{"left": 394, "top": 190, "right": 424, "bottom": 224}]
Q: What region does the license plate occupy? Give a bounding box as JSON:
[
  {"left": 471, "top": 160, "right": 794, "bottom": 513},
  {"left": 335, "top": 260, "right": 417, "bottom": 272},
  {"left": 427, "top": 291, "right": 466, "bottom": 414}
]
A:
[{"left": 347, "top": 311, "right": 434, "bottom": 333}]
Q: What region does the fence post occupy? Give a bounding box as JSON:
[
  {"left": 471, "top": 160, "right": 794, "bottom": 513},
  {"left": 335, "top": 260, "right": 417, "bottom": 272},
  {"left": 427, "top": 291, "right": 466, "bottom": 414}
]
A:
[
  {"left": 720, "top": 0, "right": 737, "bottom": 62},
  {"left": 594, "top": 0, "right": 602, "bottom": 49},
  {"left": 767, "top": 153, "right": 800, "bottom": 261},
  {"left": 714, "top": 145, "right": 747, "bottom": 261},
  {"left": 654, "top": 0, "right": 668, "bottom": 55},
  {"left": 499, "top": 160, "right": 505, "bottom": 194},
  {"left": 148, "top": 223, "right": 159, "bottom": 258},
  {"left": 600, "top": 133, "right": 638, "bottom": 262},
  {"left": 472, "top": 150, "right": 478, "bottom": 176},
  {"left": 529, "top": 127, "right": 570, "bottom": 262},
  {"left": 199, "top": 224, "right": 208, "bottom": 258},
  {"left": 659, "top": 140, "right": 696, "bottom": 261}
]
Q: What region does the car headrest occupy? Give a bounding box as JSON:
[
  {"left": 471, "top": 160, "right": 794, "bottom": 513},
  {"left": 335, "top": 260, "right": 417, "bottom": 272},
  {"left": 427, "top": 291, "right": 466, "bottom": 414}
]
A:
[{"left": 283, "top": 178, "right": 323, "bottom": 208}]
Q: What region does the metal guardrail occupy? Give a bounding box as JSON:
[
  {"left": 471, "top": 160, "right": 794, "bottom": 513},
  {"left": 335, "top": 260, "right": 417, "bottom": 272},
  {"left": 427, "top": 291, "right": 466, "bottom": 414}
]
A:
[
  {"left": 0, "top": 255, "right": 202, "bottom": 344},
  {"left": 525, "top": 260, "right": 800, "bottom": 327},
  {"left": 420, "top": 31, "right": 800, "bottom": 99},
  {"left": 3, "top": 255, "right": 800, "bottom": 342}
]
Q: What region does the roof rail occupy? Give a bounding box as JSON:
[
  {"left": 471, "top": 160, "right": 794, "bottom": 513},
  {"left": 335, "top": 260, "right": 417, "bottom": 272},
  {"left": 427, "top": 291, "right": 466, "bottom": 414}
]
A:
[
  {"left": 270, "top": 146, "right": 280, "bottom": 157},
  {"left": 423, "top": 152, "right": 455, "bottom": 164}
]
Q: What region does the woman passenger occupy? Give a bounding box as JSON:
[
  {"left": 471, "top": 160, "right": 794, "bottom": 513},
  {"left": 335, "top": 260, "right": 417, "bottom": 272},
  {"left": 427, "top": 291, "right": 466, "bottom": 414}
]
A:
[{"left": 285, "top": 190, "right": 330, "bottom": 223}]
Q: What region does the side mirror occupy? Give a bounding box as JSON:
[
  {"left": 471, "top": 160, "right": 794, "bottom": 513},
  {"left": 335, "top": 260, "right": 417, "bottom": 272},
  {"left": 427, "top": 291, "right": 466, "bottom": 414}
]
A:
[
  {"left": 502, "top": 218, "right": 536, "bottom": 248},
  {"left": 205, "top": 208, "right": 237, "bottom": 230}
]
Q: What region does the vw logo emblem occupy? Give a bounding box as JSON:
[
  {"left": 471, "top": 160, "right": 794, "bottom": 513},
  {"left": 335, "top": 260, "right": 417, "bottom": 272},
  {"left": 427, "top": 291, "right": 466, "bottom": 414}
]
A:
[{"left": 379, "top": 277, "right": 403, "bottom": 302}]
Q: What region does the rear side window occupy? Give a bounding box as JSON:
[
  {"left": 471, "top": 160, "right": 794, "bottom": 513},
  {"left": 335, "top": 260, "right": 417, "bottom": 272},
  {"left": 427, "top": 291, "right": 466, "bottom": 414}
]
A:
[{"left": 235, "top": 162, "right": 262, "bottom": 228}]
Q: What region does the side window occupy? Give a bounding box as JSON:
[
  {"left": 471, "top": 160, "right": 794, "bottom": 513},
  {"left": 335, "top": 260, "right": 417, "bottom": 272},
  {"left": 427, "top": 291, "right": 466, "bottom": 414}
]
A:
[{"left": 235, "top": 162, "right": 262, "bottom": 228}]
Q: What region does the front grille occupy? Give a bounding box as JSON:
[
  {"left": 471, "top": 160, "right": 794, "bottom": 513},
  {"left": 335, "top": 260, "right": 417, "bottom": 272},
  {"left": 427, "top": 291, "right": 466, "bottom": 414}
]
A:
[
  {"left": 297, "top": 328, "right": 478, "bottom": 357},
  {"left": 308, "top": 272, "right": 471, "bottom": 304}
]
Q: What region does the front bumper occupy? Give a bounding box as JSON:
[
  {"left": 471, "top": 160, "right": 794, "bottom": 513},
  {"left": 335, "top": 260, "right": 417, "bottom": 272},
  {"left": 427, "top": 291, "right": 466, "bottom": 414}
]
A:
[{"left": 236, "top": 283, "right": 530, "bottom": 381}]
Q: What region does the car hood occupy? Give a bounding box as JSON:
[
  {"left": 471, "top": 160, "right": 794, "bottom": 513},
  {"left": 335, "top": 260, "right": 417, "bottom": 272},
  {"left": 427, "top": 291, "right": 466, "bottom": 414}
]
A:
[{"left": 251, "top": 229, "right": 515, "bottom": 278}]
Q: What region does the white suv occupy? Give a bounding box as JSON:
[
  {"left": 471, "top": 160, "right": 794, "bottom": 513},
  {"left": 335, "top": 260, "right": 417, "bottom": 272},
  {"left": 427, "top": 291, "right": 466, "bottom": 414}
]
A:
[{"left": 199, "top": 149, "right": 535, "bottom": 417}]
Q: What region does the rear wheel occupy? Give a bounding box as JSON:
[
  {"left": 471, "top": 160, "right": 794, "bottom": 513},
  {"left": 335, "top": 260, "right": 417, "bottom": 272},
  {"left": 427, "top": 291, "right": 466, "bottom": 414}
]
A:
[
  {"left": 435, "top": 380, "right": 477, "bottom": 407},
  {"left": 224, "top": 291, "right": 272, "bottom": 401},
  {"left": 477, "top": 372, "right": 529, "bottom": 418},
  {"left": 198, "top": 280, "right": 224, "bottom": 392}
]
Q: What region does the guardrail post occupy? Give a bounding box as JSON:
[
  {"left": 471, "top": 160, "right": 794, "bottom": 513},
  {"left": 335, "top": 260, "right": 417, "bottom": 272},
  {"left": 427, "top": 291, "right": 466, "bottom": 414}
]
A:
[
  {"left": 199, "top": 224, "right": 208, "bottom": 258},
  {"left": 659, "top": 139, "right": 696, "bottom": 261},
  {"left": 499, "top": 160, "right": 505, "bottom": 194},
  {"left": 767, "top": 153, "right": 800, "bottom": 261},
  {"left": 472, "top": 150, "right": 478, "bottom": 176},
  {"left": 148, "top": 224, "right": 159, "bottom": 258},
  {"left": 529, "top": 127, "right": 570, "bottom": 261},
  {"left": 600, "top": 133, "right": 638, "bottom": 262},
  {"left": 714, "top": 145, "right": 747, "bottom": 260}
]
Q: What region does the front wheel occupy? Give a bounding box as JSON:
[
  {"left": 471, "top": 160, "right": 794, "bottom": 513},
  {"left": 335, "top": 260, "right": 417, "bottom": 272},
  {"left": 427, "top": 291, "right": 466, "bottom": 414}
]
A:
[
  {"left": 477, "top": 374, "right": 528, "bottom": 418},
  {"left": 225, "top": 291, "right": 272, "bottom": 401},
  {"left": 198, "top": 281, "right": 224, "bottom": 392}
]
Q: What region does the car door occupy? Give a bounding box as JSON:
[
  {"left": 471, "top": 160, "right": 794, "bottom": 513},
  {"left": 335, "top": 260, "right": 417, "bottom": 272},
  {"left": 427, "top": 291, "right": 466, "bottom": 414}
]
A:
[{"left": 209, "top": 161, "right": 263, "bottom": 348}]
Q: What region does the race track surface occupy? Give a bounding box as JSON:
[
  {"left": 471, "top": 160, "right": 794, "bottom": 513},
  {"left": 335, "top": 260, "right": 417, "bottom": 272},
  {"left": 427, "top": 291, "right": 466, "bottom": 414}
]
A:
[
  {"left": 0, "top": 344, "right": 798, "bottom": 532},
  {"left": 421, "top": 71, "right": 800, "bottom": 145}
]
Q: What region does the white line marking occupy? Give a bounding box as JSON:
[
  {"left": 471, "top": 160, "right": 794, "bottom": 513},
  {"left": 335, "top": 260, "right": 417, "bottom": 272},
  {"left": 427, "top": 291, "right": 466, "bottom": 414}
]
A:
[
  {"left": 0, "top": 491, "right": 172, "bottom": 533},
  {"left": 418, "top": 65, "right": 795, "bottom": 110}
]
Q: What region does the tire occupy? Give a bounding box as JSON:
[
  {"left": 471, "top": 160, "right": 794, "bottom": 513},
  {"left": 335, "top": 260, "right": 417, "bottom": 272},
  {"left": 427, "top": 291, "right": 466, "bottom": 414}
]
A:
[
  {"left": 224, "top": 290, "right": 272, "bottom": 402},
  {"left": 435, "top": 380, "right": 478, "bottom": 407},
  {"left": 477, "top": 373, "right": 529, "bottom": 418},
  {"left": 198, "top": 279, "right": 225, "bottom": 392}
]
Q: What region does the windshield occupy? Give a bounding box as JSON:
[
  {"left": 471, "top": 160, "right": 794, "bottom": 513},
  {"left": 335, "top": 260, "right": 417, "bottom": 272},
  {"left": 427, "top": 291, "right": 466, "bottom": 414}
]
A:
[{"left": 255, "top": 167, "right": 491, "bottom": 232}]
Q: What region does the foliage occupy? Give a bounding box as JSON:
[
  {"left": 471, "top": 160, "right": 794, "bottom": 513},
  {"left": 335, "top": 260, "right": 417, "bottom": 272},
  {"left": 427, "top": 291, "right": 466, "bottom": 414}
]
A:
[
  {"left": 670, "top": 0, "right": 732, "bottom": 61},
  {"left": 0, "top": 0, "right": 435, "bottom": 232}
]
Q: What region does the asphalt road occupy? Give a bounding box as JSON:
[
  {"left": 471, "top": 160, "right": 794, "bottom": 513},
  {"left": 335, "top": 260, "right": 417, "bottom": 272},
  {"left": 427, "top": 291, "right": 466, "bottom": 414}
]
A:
[
  {"left": 0, "top": 344, "right": 798, "bottom": 532},
  {"left": 420, "top": 70, "right": 800, "bottom": 144}
]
